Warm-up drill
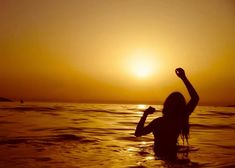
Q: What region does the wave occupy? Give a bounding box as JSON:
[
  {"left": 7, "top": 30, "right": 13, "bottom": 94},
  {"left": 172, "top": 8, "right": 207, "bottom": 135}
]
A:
[
  {"left": 116, "top": 136, "right": 153, "bottom": 142},
  {"left": 0, "top": 106, "right": 132, "bottom": 116},
  {"left": 190, "top": 123, "right": 234, "bottom": 130},
  {"left": 215, "top": 144, "right": 235, "bottom": 149},
  {"left": 0, "top": 134, "right": 99, "bottom": 145},
  {"left": 0, "top": 137, "right": 29, "bottom": 144},
  {"left": 117, "top": 121, "right": 138, "bottom": 126},
  {"left": 30, "top": 126, "right": 133, "bottom": 135},
  {"left": 0, "top": 106, "right": 59, "bottom": 112},
  {"left": 208, "top": 110, "right": 235, "bottom": 116},
  {"left": 30, "top": 126, "right": 85, "bottom": 132},
  {"left": 127, "top": 108, "right": 162, "bottom": 112},
  {"left": 0, "top": 120, "right": 17, "bottom": 124},
  {"left": 79, "top": 109, "right": 131, "bottom": 115}
]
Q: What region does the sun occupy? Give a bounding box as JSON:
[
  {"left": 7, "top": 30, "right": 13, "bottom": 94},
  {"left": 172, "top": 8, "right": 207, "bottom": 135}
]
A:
[
  {"left": 127, "top": 50, "right": 158, "bottom": 79},
  {"left": 132, "top": 58, "right": 154, "bottom": 78}
]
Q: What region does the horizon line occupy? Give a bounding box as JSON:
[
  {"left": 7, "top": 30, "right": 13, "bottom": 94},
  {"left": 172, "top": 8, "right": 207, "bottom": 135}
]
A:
[{"left": 1, "top": 97, "right": 233, "bottom": 107}]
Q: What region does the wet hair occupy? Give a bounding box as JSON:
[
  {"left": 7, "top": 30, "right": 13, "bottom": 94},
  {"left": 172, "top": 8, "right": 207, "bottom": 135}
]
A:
[{"left": 162, "top": 92, "right": 189, "bottom": 144}]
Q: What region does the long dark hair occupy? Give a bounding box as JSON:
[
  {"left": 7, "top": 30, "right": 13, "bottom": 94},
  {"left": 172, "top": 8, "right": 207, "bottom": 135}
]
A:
[{"left": 162, "top": 92, "right": 189, "bottom": 144}]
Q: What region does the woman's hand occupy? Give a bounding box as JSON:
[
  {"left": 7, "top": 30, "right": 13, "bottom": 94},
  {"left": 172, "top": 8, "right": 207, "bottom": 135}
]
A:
[
  {"left": 144, "top": 106, "right": 156, "bottom": 116},
  {"left": 175, "top": 68, "right": 186, "bottom": 79}
]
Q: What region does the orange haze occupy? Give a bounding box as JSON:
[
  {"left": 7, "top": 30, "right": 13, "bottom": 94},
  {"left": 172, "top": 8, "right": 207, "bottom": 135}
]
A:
[{"left": 0, "top": 0, "right": 235, "bottom": 105}]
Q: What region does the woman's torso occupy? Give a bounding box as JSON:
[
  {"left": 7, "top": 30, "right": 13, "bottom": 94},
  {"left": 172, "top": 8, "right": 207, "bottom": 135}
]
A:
[{"left": 153, "top": 117, "right": 181, "bottom": 160}]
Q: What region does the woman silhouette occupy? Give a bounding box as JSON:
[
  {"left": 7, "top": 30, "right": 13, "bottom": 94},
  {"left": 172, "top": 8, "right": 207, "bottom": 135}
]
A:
[{"left": 135, "top": 68, "right": 199, "bottom": 160}]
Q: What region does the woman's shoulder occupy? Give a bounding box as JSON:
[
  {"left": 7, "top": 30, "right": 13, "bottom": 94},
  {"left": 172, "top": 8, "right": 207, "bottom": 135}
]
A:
[
  {"left": 150, "top": 117, "right": 163, "bottom": 132},
  {"left": 151, "top": 117, "right": 163, "bottom": 124}
]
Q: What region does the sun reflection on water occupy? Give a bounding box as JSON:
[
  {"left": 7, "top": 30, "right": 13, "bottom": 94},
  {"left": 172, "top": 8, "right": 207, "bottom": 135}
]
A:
[
  {"left": 141, "top": 141, "right": 147, "bottom": 145},
  {"left": 137, "top": 104, "right": 147, "bottom": 110},
  {"left": 145, "top": 156, "right": 155, "bottom": 160}
]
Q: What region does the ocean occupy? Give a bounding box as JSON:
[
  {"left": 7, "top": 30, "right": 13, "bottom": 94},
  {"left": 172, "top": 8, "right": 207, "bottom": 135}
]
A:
[{"left": 0, "top": 102, "right": 234, "bottom": 168}]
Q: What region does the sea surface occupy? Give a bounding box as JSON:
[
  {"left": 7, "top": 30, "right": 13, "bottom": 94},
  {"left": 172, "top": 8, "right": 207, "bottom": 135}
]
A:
[{"left": 0, "top": 102, "right": 234, "bottom": 168}]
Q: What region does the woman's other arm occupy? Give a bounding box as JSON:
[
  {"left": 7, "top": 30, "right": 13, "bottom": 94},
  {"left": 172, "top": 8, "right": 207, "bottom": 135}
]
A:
[{"left": 135, "top": 106, "right": 157, "bottom": 137}]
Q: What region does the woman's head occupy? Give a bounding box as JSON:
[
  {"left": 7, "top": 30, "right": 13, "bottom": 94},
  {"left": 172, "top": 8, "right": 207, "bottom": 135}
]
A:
[
  {"left": 162, "top": 92, "right": 189, "bottom": 143},
  {"left": 162, "top": 92, "right": 186, "bottom": 117}
]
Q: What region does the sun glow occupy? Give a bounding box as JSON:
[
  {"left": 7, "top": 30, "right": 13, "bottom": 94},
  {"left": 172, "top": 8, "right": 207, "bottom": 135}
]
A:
[
  {"left": 132, "top": 58, "right": 154, "bottom": 77},
  {"left": 127, "top": 50, "right": 160, "bottom": 79}
]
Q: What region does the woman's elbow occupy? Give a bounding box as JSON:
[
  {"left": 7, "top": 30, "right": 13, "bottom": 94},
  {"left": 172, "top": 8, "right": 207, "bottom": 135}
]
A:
[
  {"left": 195, "top": 95, "right": 200, "bottom": 103},
  {"left": 134, "top": 132, "right": 142, "bottom": 137},
  {"left": 193, "top": 94, "right": 199, "bottom": 104}
]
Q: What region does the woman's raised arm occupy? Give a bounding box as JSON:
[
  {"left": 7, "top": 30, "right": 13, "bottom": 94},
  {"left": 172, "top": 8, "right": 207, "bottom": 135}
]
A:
[{"left": 175, "top": 68, "right": 199, "bottom": 115}]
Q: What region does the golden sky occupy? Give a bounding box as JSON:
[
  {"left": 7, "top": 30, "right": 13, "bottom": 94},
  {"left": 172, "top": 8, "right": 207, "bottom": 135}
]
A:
[{"left": 0, "top": 0, "right": 235, "bottom": 105}]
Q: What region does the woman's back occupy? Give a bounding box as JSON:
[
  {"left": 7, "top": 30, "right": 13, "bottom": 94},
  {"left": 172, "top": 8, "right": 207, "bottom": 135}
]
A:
[{"left": 153, "top": 117, "right": 181, "bottom": 160}]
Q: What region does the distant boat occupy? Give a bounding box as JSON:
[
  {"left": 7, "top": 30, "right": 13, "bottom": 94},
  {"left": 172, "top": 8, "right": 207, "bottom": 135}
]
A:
[{"left": 0, "top": 97, "right": 13, "bottom": 102}]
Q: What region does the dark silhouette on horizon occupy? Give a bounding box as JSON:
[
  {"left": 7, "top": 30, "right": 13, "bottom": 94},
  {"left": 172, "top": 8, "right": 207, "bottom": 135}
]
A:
[
  {"left": 135, "top": 68, "right": 199, "bottom": 161},
  {"left": 0, "top": 97, "right": 13, "bottom": 102}
]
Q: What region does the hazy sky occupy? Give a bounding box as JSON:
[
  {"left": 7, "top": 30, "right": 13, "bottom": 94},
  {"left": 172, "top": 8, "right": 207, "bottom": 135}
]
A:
[{"left": 0, "top": 0, "right": 235, "bottom": 105}]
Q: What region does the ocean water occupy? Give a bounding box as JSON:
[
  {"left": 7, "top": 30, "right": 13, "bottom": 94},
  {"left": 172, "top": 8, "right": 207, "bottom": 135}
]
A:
[{"left": 0, "top": 102, "right": 234, "bottom": 168}]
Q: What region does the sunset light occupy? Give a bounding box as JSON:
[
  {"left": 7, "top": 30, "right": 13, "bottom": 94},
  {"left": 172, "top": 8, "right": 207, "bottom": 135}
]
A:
[
  {"left": 1, "top": 0, "right": 234, "bottom": 105},
  {"left": 1, "top": 1, "right": 235, "bottom": 167},
  {"left": 127, "top": 50, "right": 160, "bottom": 79},
  {"left": 132, "top": 58, "right": 154, "bottom": 78}
]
